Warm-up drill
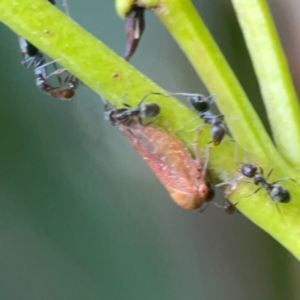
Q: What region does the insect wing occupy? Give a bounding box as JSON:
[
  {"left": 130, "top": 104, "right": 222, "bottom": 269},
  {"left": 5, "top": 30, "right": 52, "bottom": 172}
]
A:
[{"left": 120, "top": 124, "right": 207, "bottom": 209}]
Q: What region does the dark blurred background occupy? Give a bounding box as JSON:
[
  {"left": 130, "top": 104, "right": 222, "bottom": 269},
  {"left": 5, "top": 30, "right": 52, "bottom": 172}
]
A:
[{"left": 0, "top": 0, "right": 299, "bottom": 299}]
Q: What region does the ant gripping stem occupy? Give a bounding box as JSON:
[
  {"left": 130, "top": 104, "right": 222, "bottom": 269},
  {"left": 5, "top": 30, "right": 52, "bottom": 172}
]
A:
[
  {"left": 18, "top": 0, "right": 56, "bottom": 68},
  {"left": 181, "top": 93, "right": 226, "bottom": 146},
  {"left": 237, "top": 163, "right": 300, "bottom": 204},
  {"left": 99, "top": 91, "right": 160, "bottom": 126},
  {"left": 34, "top": 61, "right": 79, "bottom": 100}
]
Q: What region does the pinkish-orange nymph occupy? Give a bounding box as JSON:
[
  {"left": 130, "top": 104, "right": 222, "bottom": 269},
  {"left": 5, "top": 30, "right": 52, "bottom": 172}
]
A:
[{"left": 120, "top": 123, "right": 213, "bottom": 210}]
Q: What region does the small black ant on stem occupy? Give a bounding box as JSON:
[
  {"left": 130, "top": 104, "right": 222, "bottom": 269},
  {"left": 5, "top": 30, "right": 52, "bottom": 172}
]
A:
[
  {"left": 34, "top": 61, "right": 79, "bottom": 100},
  {"left": 238, "top": 163, "right": 298, "bottom": 204},
  {"left": 18, "top": 37, "right": 43, "bottom": 68},
  {"left": 100, "top": 92, "right": 160, "bottom": 126},
  {"left": 18, "top": 0, "right": 55, "bottom": 68},
  {"left": 166, "top": 93, "right": 226, "bottom": 145}
]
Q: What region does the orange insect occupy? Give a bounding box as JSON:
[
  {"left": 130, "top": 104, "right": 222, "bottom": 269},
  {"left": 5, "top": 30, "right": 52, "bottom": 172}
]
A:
[{"left": 120, "top": 123, "right": 214, "bottom": 210}]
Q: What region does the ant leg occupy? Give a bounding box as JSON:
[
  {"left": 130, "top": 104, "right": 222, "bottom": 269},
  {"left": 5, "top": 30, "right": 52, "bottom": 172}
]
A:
[
  {"left": 274, "top": 203, "right": 287, "bottom": 225},
  {"left": 97, "top": 83, "right": 113, "bottom": 111},
  {"left": 265, "top": 167, "right": 274, "bottom": 180},
  {"left": 271, "top": 177, "right": 300, "bottom": 186},
  {"left": 215, "top": 176, "right": 248, "bottom": 189},
  {"left": 45, "top": 68, "right": 68, "bottom": 80},
  {"left": 215, "top": 180, "right": 239, "bottom": 188},
  {"left": 165, "top": 92, "right": 216, "bottom": 105},
  {"left": 215, "top": 182, "right": 230, "bottom": 188},
  {"left": 138, "top": 116, "right": 144, "bottom": 126},
  {"left": 35, "top": 58, "right": 63, "bottom": 70},
  {"left": 166, "top": 92, "right": 205, "bottom": 98},
  {"left": 137, "top": 92, "right": 161, "bottom": 108},
  {"left": 69, "top": 75, "right": 79, "bottom": 88},
  {"left": 184, "top": 123, "right": 206, "bottom": 133},
  {"left": 52, "top": 61, "right": 63, "bottom": 85},
  {"left": 175, "top": 117, "right": 201, "bottom": 133},
  {"left": 234, "top": 186, "right": 263, "bottom": 203},
  {"left": 122, "top": 103, "right": 131, "bottom": 108},
  {"left": 205, "top": 113, "right": 224, "bottom": 120},
  {"left": 62, "top": 74, "right": 79, "bottom": 90}
]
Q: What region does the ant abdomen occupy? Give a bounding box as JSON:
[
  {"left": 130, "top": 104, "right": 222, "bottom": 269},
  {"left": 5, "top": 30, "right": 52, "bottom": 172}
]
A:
[
  {"left": 211, "top": 122, "right": 226, "bottom": 146},
  {"left": 139, "top": 103, "right": 160, "bottom": 118},
  {"left": 270, "top": 186, "right": 290, "bottom": 203}
]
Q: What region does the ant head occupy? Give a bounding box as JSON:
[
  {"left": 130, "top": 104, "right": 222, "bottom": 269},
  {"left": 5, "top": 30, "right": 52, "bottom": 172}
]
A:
[
  {"left": 270, "top": 185, "right": 290, "bottom": 203},
  {"left": 223, "top": 201, "right": 236, "bottom": 214},
  {"left": 190, "top": 96, "right": 210, "bottom": 113},
  {"left": 240, "top": 163, "right": 257, "bottom": 178},
  {"left": 139, "top": 103, "right": 160, "bottom": 118},
  {"left": 211, "top": 123, "right": 226, "bottom": 145}
]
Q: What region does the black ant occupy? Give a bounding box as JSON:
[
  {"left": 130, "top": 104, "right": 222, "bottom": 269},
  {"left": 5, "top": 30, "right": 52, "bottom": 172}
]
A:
[
  {"left": 18, "top": 37, "right": 43, "bottom": 68},
  {"left": 238, "top": 163, "right": 297, "bottom": 203},
  {"left": 18, "top": 0, "right": 55, "bottom": 68},
  {"left": 166, "top": 93, "right": 226, "bottom": 145},
  {"left": 18, "top": 0, "right": 78, "bottom": 100},
  {"left": 100, "top": 92, "right": 160, "bottom": 126},
  {"left": 34, "top": 60, "right": 79, "bottom": 100},
  {"left": 124, "top": 4, "right": 145, "bottom": 61}
]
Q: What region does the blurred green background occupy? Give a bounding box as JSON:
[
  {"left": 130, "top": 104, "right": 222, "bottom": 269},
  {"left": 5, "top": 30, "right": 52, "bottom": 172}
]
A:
[{"left": 0, "top": 0, "right": 300, "bottom": 299}]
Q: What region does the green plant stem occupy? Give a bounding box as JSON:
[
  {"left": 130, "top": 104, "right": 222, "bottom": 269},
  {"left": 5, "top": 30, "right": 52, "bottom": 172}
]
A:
[
  {"left": 231, "top": 0, "right": 300, "bottom": 166},
  {"left": 137, "top": 0, "right": 278, "bottom": 161},
  {"left": 1, "top": 0, "right": 300, "bottom": 260}
]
